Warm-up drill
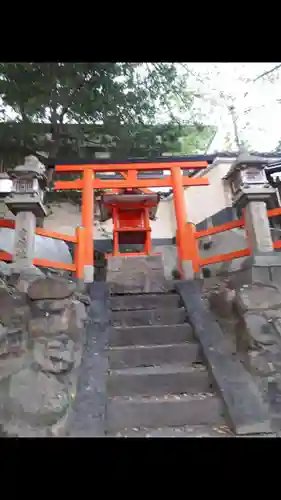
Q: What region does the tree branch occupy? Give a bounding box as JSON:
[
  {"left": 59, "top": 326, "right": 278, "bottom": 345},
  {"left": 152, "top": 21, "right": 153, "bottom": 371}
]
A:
[{"left": 252, "top": 64, "right": 281, "bottom": 83}]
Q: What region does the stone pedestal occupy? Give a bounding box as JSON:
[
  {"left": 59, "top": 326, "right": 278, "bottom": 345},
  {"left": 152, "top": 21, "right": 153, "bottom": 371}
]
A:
[
  {"left": 225, "top": 151, "right": 281, "bottom": 284},
  {"left": 245, "top": 201, "right": 273, "bottom": 254},
  {"left": 241, "top": 201, "right": 281, "bottom": 284},
  {"left": 13, "top": 211, "right": 36, "bottom": 271}
]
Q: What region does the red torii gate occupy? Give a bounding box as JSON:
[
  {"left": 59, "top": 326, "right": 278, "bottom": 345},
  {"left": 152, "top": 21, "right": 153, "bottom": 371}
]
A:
[{"left": 54, "top": 160, "right": 209, "bottom": 280}]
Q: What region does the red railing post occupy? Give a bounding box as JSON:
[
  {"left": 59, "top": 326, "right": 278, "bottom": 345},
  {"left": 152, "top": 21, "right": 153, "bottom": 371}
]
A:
[
  {"left": 171, "top": 166, "right": 200, "bottom": 279},
  {"left": 81, "top": 168, "right": 94, "bottom": 282},
  {"left": 75, "top": 226, "right": 86, "bottom": 280}
]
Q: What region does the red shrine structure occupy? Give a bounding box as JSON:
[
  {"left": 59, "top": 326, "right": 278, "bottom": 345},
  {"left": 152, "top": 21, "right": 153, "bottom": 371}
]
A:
[
  {"left": 54, "top": 158, "right": 210, "bottom": 281},
  {"left": 98, "top": 188, "right": 160, "bottom": 257}
]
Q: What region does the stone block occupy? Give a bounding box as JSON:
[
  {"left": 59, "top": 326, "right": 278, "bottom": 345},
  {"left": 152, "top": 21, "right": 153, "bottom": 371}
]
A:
[
  {"left": 270, "top": 267, "right": 281, "bottom": 284},
  {"left": 0, "top": 327, "right": 27, "bottom": 358},
  {"left": 241, "top": 313, "right": 277, "bottom": 348},
  {"left": 107, "top": 255, "right": 165, "bottom": 287},
  {"left": 28, "top": 277, "right": 76, "bottom": 300},
  {"left": 246, "top": 350, "right": 278, "bottom": 376},
  {"left": 14, "top": 267, "right": 46, "bottom": 294},
  {"left": 28, "top": 309, "right": 71, "bottom": 339},
  {"left": 33, "top": 336, "right": 76, "bottom": 374},
  {"left": 35, "top": 298, "right": 72, "bottom": 313},
  {"left": 0, "top": 289, "right": 30, "bottom": 326}
]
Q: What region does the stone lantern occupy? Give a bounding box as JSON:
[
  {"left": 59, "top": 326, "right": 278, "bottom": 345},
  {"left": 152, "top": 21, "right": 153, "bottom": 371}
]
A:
[
  {"left": 4, "top": 156, "right": 48, "bottom": 273},
  {"left": 0, "top": 172, "right": 13, "bottom": 199},
  {"left": 225, "top": 151, "right": 275, "bottom": 211},
  {"left": 5, "top": 156, "right": 48, "bottom": 217},
  {"left": 225, "top": 151, "right": 281, "bottom": 282}
]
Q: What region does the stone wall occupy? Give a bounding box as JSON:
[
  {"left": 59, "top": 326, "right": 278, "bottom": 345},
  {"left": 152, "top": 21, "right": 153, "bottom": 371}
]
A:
[
  {"left": 234, "top": 283, "right": 281, "bottom": 427},
  {"left": 0, "top": 265, "right": 89, "bottom": 437},
  {"left": 203, "top": 276, "right": 281, "bottom": 431}
]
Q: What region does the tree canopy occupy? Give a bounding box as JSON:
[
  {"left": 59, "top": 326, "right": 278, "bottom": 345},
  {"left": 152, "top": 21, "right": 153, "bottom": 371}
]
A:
[{"left": 0, "top": 62, "right": 206, "bottom": 163}]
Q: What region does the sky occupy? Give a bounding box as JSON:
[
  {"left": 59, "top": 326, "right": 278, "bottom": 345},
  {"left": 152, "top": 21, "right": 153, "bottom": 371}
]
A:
[{"left": 182, "top": 63, "right": 281, "bottom": 153}]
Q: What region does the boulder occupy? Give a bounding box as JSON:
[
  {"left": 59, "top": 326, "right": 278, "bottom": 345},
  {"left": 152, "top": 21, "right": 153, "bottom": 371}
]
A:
[
  {"left": 28, "top": 277, "right": 76, "bottom": 300},
  {"left": 0, "top": 227, "right": 73, "bottom": 265}
]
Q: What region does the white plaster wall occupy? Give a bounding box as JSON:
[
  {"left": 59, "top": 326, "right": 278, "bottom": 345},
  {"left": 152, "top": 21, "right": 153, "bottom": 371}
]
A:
[
  {"left": 150, "top": 200, "right": 174, "bottom": 239},
  {"left": 43, "top": 202, "right": 113, "bottom": 240},
  {"left": 183, "top": 160, "right": 234, "bottom": 225}
]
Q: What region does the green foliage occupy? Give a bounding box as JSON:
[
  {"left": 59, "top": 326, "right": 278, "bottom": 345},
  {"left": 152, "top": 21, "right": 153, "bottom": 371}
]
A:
[
  {"left": 0, "top": 63, "right": 216, "bottom": 205},
  {"left": 0, "top": 62, "right": 197, "bottom": 161}
]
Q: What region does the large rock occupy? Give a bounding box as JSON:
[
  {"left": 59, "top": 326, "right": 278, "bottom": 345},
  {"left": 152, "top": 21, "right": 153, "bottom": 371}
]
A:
[
  {"left": 28, "top": 277, "right": 76, "bottom": 300},
  {"left": 0, "top": 326, "right": 27, "bottom": 358},
  {"left": 240, "top": 313, "right": 277, "bottom": 348},
  {"left": 34, "top": 298, "right": 72, "bottom": 313},
  {"left": 0, "top": 269, "right": 88, "bottom": 436},
  {"left": 0, "top": 227, "right": 73, "bottom": 265},
  {"left": 0, "top": 262, "right": 12, "bottom": 278},
  {"left": 8, "top": 368, "right": 70, "bottom": 425},
  {"left": 235, "top": 283, "right": 281, "bottom": 314},
  {"left": 0, "top": 288, "right": 30, "bottom": 326},
  {"left": 33, "top": 336, "right": 76, "bottom": 374},
  {"left": 14, "top": 267, "right": 46, "bottom": 293},
  {"left": 28, "top": 309, "right": 71, "bottom": 338}
]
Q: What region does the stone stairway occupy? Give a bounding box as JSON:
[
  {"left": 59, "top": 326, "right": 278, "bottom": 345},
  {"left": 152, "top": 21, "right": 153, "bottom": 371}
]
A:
[
  {"left": 106, "top": 289, "right": 233, "bottom": 437},
  {"left": 69, "top": 255, "right": 273, "bottom": 437}
]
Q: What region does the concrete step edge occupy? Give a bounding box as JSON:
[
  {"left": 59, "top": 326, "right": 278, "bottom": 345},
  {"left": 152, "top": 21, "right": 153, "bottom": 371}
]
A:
[
  {"left": 113, "top": 323, "right": 192, "bottom": 332},
  {"left": 109, "top": 392, "right": 216, "bottom": 403},
  {"left": 109, "top": 342, "right": 198, "bottom": 351},
  {"left": 111, "top": 307, "right": 186, "bottom": 314},
  {"left": 109, "top": 424, "right": 233, "bottom": 437},
  {"left": 108, "top": 363, "right": 207, "bottom": 377}
]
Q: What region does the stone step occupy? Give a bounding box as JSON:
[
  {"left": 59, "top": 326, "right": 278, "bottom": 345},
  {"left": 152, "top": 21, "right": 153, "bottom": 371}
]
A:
[
  {"left": 109, "top": 282, "right": 175, "bottom": 295},
  {"left": 110, "top": 324, "right": 194, "bottom": 347},
  {"left": 110, "top": 424, "right": 233, "bottom": 437},
  {"left": 108, "top": 364, "right": 212, "bottom": 397},
  {"left": 107, "top": 255, "right": 165, "bottom": 273},
  {"left": 110, "top": 293, "right": 181, "bottom": 311},
  {"left": 108, "top": 343, "right": 202, "bottom": 369},
  {"left": 111, "top": 307, "right": 187, "bottom": 327},
  {"left": 107, "top": 393, "right": 224, "bottom": 432}
]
